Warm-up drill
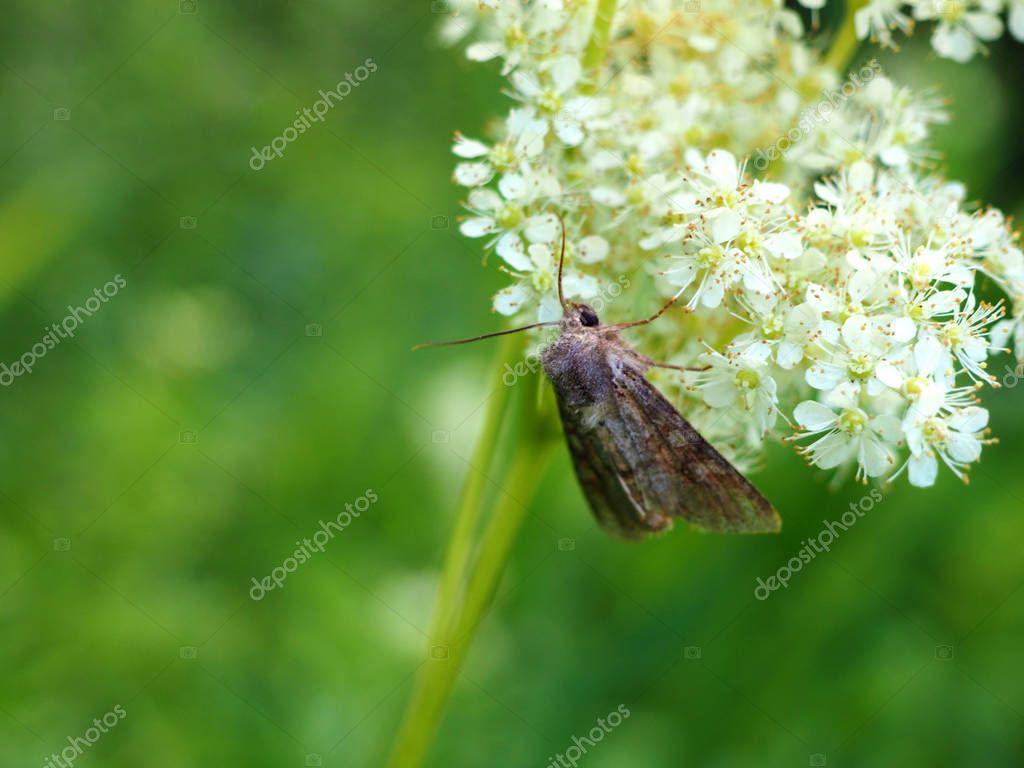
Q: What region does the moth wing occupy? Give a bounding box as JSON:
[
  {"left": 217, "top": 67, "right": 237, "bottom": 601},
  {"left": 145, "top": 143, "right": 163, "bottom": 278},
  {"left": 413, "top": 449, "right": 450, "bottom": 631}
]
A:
[
  {"left": 607, "top": 363, "right": 781, "bottom": 534},
  {"left": 555, "top": 393, "right": 666, "bottom": 540}
]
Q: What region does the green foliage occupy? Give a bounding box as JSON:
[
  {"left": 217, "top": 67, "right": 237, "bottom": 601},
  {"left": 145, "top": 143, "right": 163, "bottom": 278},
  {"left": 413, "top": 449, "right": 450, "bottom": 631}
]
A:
[{"left": 1, "top": 3, "right": 1023, "bottom": 766}]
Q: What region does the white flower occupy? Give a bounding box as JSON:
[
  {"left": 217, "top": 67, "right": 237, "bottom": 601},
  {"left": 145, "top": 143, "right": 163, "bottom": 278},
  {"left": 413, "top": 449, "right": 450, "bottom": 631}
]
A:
[
  {"left": 914, "top": 0, "right": 1004, "bottom": 62},
  {"left": 792, "top": 397, "right": 902, "bottom": 481},
  {"left": 900, "top": 406, "right": 989, "bottom": 486},
  {"left": 459, "top": 188, "right": 559, "bottom": 270},
  {"left": 446, "top": 0, "right": 1022, "bottom": 492},
  {"left": 493, "top": 241, "right": 598, "bottom": 322},
  {"left": 692, "top": 345, "right": 781, "bottom": 435},
  {"left": 805, "top": 314, "right": 908, "bottom": 398},
  {"left": 452, "top": 108, "right": 547, "bottom": 187},
  {"left": 510, "top": 56, "right": 608, "bottom": 146}
]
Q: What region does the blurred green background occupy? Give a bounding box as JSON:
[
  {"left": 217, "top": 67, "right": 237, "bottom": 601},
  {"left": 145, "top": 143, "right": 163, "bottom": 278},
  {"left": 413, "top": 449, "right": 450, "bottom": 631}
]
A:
[{"left": 3, "top": 2, "right": 1024, "bottom": 766}]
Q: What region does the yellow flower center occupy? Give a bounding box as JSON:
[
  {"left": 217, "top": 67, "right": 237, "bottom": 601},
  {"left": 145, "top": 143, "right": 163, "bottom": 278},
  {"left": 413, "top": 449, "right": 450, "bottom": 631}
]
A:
[
  {"left": 838, "top": 409, "right": 866, "bottom": 435},
  {"left": 848, "top": 354, "right": 875, "bottom": 380},
  {"left": 941, "top": 1, "right": 966, "bottom": 23},
  {"left": 504, "top": 24, "right": 527, "bottom": 49},
  {"left": 497, "top": 204, "right": 523, "bottom": 230},
  {"left": 735, "top": 369, "right": 760, "bottom": 390},
  {"left": 923, "top": 417, "right": 948, "bottom": 444},
  {"left": 696, "top": 244, "right": 723, "bottom": 269},
  {"left": 489, "top": 143, "right": 516, "bottom": 172},
  {"left": 762, "top": 314, "right": 785, "bottom": 340},
  {"left": 538, "top": 89, "right": 562, "bottom": 115},
  {"left": 904, "top": 376, "right": 927, "bottom": 396}
]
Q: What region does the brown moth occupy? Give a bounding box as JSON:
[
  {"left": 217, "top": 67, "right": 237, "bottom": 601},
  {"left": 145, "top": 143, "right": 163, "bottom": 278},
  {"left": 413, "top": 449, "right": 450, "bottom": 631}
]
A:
[{"left": 417, "top": 219, "right": 780, "bottom": 539}]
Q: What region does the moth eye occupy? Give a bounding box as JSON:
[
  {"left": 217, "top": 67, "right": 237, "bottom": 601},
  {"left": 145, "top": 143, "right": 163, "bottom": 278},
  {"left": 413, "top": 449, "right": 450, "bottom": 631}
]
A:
[{"left": 579, "top": 307, "right": 599, "bottom": 327}]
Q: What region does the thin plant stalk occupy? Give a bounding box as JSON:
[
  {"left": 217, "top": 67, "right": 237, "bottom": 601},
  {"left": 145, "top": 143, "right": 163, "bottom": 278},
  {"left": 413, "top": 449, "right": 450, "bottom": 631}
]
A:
[
  {"left": 385, "top": 337, "right": 556, "bottom": 768},
  {"left": 824, "top": 0, "right": 870, "bottom": 73}
]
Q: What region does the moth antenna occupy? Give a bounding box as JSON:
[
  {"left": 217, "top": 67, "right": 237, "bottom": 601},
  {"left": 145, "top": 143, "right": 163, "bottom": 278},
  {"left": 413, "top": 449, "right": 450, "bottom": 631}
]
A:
[
  {"left": 555, "top": 211, "right": 568, "bottom": 312},
  {"left": 607, "top": 287, "right": 686, "bottom": 331},
  {"left": 412, "top": 321, "right": 559, "bottom": 351}
]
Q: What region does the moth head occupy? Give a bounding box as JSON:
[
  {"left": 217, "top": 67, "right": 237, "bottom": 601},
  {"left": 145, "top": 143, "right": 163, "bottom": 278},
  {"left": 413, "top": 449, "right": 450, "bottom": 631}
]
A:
[{"left": 568, "top": 303, "right": 600, "bottom": 328}]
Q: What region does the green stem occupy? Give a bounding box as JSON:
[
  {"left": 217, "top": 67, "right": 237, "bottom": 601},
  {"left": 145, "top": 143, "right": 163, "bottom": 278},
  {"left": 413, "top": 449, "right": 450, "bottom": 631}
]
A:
[
  {"left": 823, "top": 0, "right": 870, "bottom": 73},
  {"left": 426, "top": 333, "right": 519, "bottom": 643},
  {"left": 385, "top": 342, "right": 556, "bottom": 768},
  {"left": 582, "top": 0, "right": 618, "bottom": 80}
]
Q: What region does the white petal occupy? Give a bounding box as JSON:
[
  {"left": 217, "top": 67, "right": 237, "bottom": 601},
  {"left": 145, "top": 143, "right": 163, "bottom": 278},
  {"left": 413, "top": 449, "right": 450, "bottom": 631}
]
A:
[
  {"left": 562, "top": 272, "right": 598, "bottom": 299},
  {"left": 524, "top": 213, "right": 559, "bottom": 243},
  {"left": 554, "top": 117, "right": 584, "bottom": 147},
  {"left": 466, "top": 188, "right": 501, "bottom": 212},
  {"left": 710, "top": 209, "right": 741, "bottom": 243},
  {"left": 965, "top": 12, "right": 1003, "bottom": 41},
  {"left": 806, "top": 362, "right": 846, "bottom": 391},
  {"left": 538, "top": 292, "right": 562, "bottom": 322},
  {"left": 752, "top": 181, "right": 790, "bottom": 205},
  {"left": 949, "top": 406, "right": 988, "bottom": 433},
  {"left": 908, "top": 452, "right": 938, "bottom": 487},
  {"left": 764, "top": 231, "right": 802, "bottom": 260},
  {"left": 453, "top": 135, "right": 490, "bottom": 158},
  {"left": 874, "top": 361, "right": 904, "bottom": 389},
  {"left": 460, "top": 217, "right": 495, "bottom": 238},
  {"left": 528, "top": 243, "right": 553, "bottom": 270},
  {"left": 812, "top": 432, "right": 851, "bottom": 469},
  {"left": 1010, "top": 2, "right": 1024, "bottom": 41},
  {"left": 466, "top": 41, "right": 503, "bottom": 62},
  {"left": 493, "top": 283, "right": 530, "bottom": 315},
  {"left": 932, "top": 24, "right": 976, "bottom": 62},
  {"left": 547, "top": 56, "right": 581, "bottom": 93},
  {"left": 498, "top": 173, "right": 528, "bottom": 201},
  {"left": 858, "top": 436, "right": 892, "bottom": 478},
  {"left": 576, "top": 235, "right": 609, "bottom": 264},
  {"left": 703, "top": 379, "right": 737, "bottom": 408},
  {"left": 496, "top": 233, "right": 531, "bottom": 270},
  {"left": 454, "top": 162, "right": 494, "bottom": 187},
  {"left": 705, "top": 149, "right": 738, "bottom": 191},
  {"left": 947, "top": 433, "right": 982, "bottom": 463},
  {"left": 776, "top": 341, "right": 804, "bottom": 369},
  {"left": 794, "top": 400, "right": 836, "bottom": 431}
]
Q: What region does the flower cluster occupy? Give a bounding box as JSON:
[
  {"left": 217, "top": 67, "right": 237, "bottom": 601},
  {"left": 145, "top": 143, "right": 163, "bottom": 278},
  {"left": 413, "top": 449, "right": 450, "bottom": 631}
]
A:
[
  {"left": 445, "top": 0, "right": 1022, "bottom": 488},
  {"left": 801, "top": 0, "right": 1024, "bottom": 62}
]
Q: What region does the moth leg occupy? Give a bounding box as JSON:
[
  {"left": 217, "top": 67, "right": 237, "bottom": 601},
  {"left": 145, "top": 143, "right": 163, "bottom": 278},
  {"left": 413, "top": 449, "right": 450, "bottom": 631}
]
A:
[{"left": 649, "top": 361, "right": 710, "bottom": 372}]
